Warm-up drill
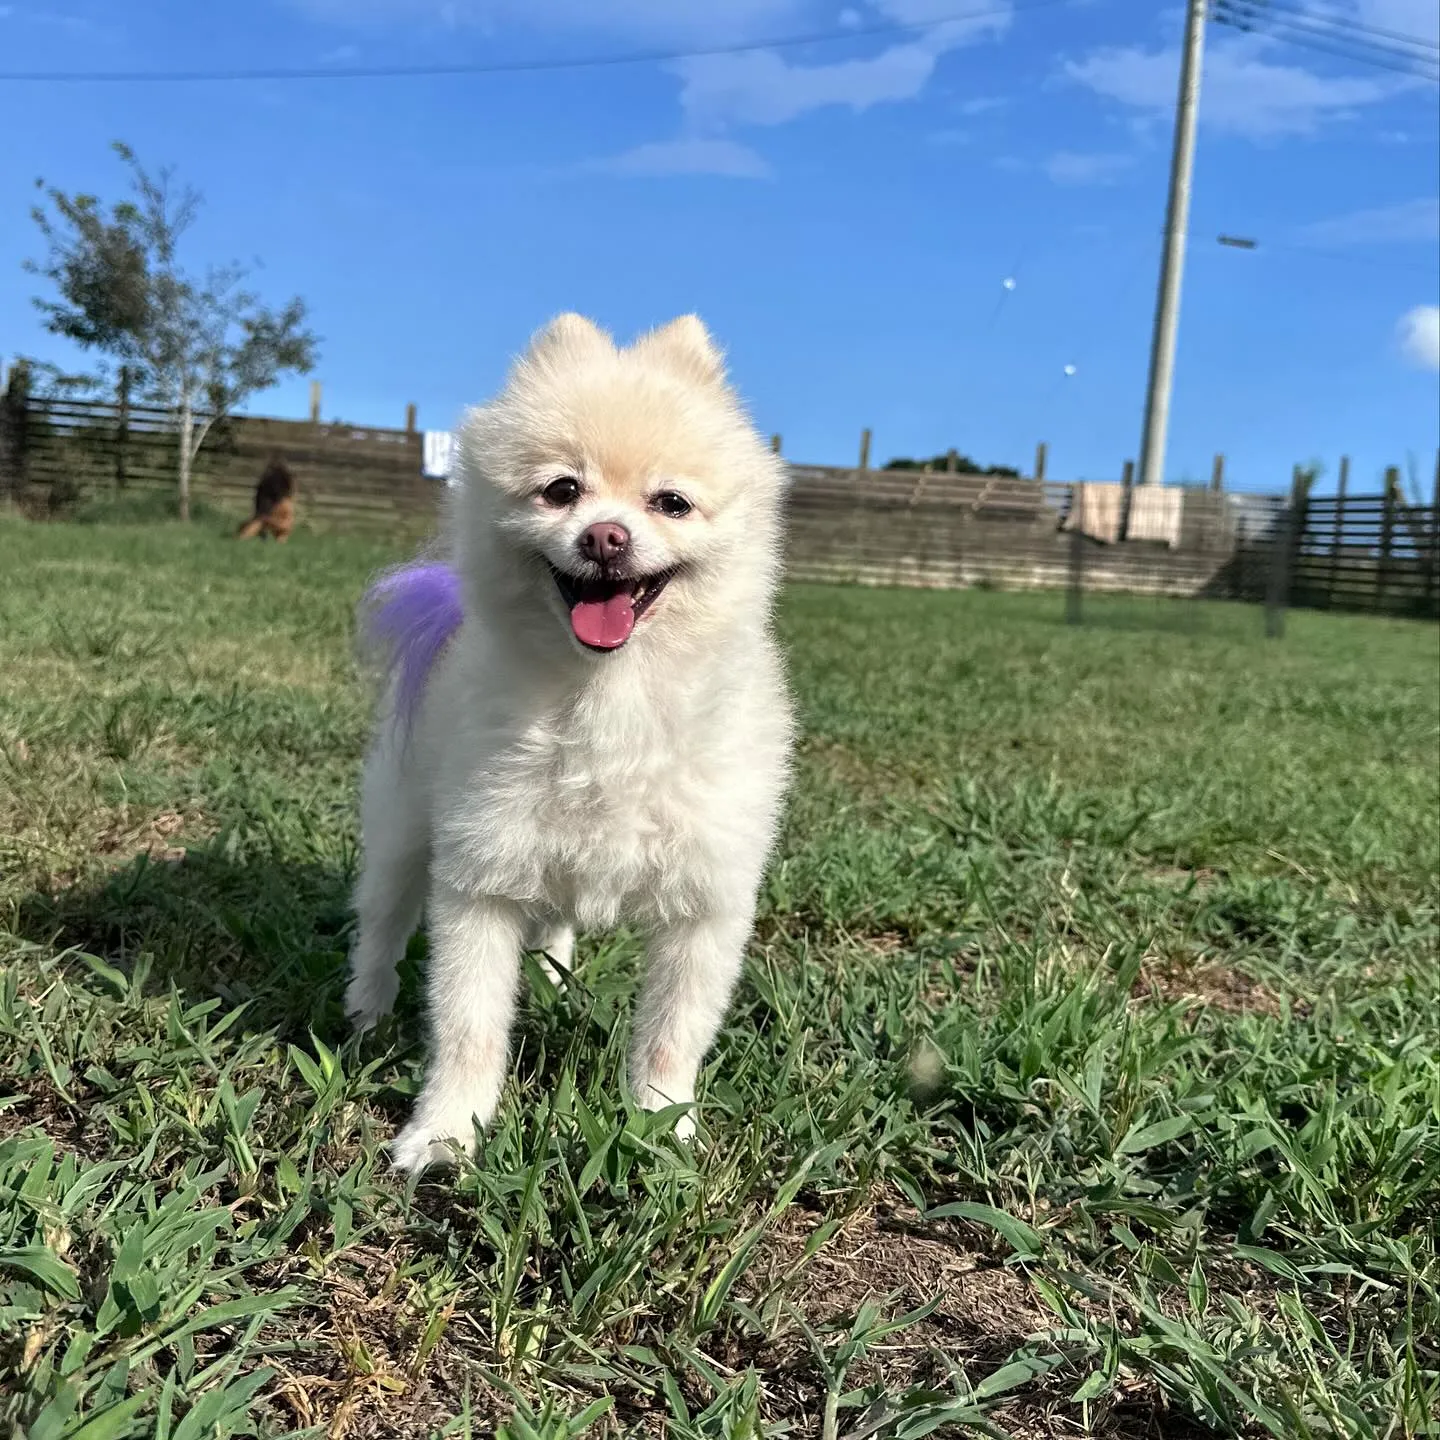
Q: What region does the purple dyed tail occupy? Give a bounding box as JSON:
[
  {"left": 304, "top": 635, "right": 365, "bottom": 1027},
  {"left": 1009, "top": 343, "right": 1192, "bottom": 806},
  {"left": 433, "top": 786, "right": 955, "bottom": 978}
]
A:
[{"left": 360, "top": 561, "right": 465, "bottom": 731}]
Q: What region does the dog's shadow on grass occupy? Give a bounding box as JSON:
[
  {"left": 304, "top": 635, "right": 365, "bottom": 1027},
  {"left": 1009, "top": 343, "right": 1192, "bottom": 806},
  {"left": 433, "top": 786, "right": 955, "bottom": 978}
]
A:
[
  {"left": 12, "top": 841, "right": 624, "bottom": 1072},
  {"left": 11, "top": 841, "right": 384, "bottom": 1044}
]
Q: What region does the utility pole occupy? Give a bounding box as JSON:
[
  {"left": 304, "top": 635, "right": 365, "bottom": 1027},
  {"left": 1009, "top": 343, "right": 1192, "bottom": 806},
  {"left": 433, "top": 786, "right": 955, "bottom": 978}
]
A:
[{"left": 1137, "top": 0, "right": 1207, "bottom": 487}]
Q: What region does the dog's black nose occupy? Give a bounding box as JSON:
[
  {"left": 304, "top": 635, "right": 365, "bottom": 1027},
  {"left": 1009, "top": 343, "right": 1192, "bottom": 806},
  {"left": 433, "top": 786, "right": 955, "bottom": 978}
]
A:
[{"left": 578, "top": 522, "right": 630, "bottom": 565}]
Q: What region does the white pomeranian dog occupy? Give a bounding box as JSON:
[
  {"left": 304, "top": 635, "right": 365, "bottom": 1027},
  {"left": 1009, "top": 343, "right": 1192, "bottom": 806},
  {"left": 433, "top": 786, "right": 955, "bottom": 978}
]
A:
[{"left": 344, "top": 313, "right": 793, "bottom": 1172}]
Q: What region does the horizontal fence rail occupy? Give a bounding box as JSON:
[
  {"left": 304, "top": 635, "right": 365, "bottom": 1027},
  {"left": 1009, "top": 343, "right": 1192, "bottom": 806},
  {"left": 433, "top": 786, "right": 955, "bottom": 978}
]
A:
[{"left": 2, "top": 392, "right": 1435, "bottom": 619}]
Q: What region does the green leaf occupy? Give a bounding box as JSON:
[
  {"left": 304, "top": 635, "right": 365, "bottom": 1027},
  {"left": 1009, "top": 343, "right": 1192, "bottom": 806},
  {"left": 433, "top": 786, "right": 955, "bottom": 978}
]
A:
[
  {"left": 1118, "top": 1114, "right": 1195, "bottom": 1155},
  {"left": 1187, "top": 1258, "right": 1209, "bottom": 1316},
  {"left": 25, "top": 1381, "right": 82, "bottom": 1440},
  {"left": 974, "top": 1352, "right": 1064, "bottom": 1400},
  {"left": 1233, "top": 1244, "right": 1302, "bottom": 1281},
  {"left": 924, "top": 1202, "right": 1043, "bottom": 1260},
  {"left": 77, "top": 951, "right": 130, "bottom": 998},
  {"left": 275, "top": 1154, "right": 303, "bottom": 1196},
  {"left": 287, "top": 1045, "right": 325, "bottom": 1097},
  {"left": 109, "top": 1224, "right": 146, "bottom": 1285},
  {"left": 565, "top": 1396, "right": 615, "bottom": 1433},
  {"left": 167, "top": 1288, "right": 301, "bottom": 1344},
  {"left": 1071, "top": 1370, "right": 1111, "bottom": 1403},
  {"left": 0, "top": 1245, "right": 81, "bottom": 1300},
  {"left": 1243, "top": 1188, "right": 1278, "bottom": 1242},
  {"left": 67, "top": 1391, "right": 152, "bottom": 1440},
  {"left": 171, "top": 1367, "right": 274, "bottom": 1440},
  {"left": 660, "top": 1369, "right": 690, "bottom": 1422}
]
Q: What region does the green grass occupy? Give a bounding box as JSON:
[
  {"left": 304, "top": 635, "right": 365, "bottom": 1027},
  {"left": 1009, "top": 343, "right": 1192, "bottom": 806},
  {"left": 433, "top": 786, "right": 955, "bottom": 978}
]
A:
[{"left": 1, "top": 516, "right": 1437, "bottom": 1440}]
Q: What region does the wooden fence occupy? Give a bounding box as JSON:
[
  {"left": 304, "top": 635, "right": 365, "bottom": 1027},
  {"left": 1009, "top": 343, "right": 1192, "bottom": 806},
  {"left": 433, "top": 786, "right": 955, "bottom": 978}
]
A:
[
  {"left": 0, "top": 392, "right": 435, "bottom": 535},
  {"left": 2, "top": 388, "right": 1435, "bottom": 619},
  {"left": 782, "top": 466, "right": 1285, "bottom": 600},
  {"left": 1291, "top": 488, "right": 1439, "bottom": 618}
]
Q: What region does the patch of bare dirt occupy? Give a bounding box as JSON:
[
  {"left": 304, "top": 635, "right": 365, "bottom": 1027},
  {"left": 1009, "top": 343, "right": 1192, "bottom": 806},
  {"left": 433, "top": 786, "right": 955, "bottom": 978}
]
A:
[
  {"left": 1145, "top": 865, "right": 1224, "bottom": 893},
  {"left": 856, "top": 930, "right": 908, "bottom": 958},
  {"left": 771, "top": 1202, "right": 1049, "bottom": 1351},
  {"left": 93, "top": 806, "right": 209, "bottom": 866},
  {"left": 725, "top": 1199, "right": 1237, "bottom": 1440},
  {"left": 251, "top": 1245, "right": 503, "bottom": 1440},
  {"left": 0, "top": 1073, "right": 114, "bottom": 1162},
  {"left": 1134, "top": 957, "right": 1285, "bottom": 1017}
]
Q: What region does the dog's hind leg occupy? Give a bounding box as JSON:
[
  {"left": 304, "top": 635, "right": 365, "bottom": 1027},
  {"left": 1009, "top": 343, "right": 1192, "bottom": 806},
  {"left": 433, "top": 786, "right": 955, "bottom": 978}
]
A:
[
  {"left": 346, "top": 741, "right": 428, "bottom": 1031},
  {"left": 267, "top": 498, "right": 295, "bottom": 541}
]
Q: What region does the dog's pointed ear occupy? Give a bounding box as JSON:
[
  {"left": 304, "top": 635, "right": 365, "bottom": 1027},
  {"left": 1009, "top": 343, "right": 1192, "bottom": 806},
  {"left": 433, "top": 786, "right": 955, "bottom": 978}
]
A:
[
  {"left": 526, "top": 313, "right": 614, "bottom": 367},
  {"left": 632, "top": 314, "right": 726, "bottom": 387}
]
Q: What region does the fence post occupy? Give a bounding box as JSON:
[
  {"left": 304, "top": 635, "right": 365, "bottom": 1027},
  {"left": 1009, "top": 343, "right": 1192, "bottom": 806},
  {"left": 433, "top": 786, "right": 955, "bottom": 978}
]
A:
[
  {"left": 1328, "top": 455, "right": 1348, "bottom": 607},
  {"left": 1119, "top": 459, "right": 1135, "bottom": 541},
  {"left": 0, "top": 360, "right": 31, "bottom": 507},
  {"left": 858, "top": 427, "right": 871, "bottom": 472},
  {"left": 309, "top": 381, "right": 322, "bottom": 425},
  {"left": 114, "top": 367, "right": 131, "bottom": 491},
  {"left": 1427, "top": 451, "right": 1440, "bottom": 617},
  {"left": 945, "top": 448, "right": 958, "bottom": 474},
  {"left": 1210, "top": 453, "right": 1224, "bottom": 492},
  {"left": 1266, "top": 466, "right": 1306, "bottom": 638},
  {"left": 1065, "top": 483, "right": 1084, "bottom": 625},
  {"left": 405, "top": 403, "right": 417, "bottom": 434},
  {"left": 1377, "top": 466, "right": 1398, "bottom": 611},
  {"left": 1034, "top": 441, "right": 1048, "bottom": 482}
]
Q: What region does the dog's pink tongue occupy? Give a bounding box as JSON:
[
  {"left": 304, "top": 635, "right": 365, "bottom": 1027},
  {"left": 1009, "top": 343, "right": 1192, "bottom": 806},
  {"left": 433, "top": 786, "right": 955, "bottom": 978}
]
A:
[{"left": 570, "top": 593, "right": 636, "bottom": 649}]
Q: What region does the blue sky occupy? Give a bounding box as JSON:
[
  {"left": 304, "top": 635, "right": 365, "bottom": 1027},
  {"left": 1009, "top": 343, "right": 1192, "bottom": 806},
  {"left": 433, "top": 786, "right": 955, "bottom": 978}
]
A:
[{"left": 1, "top": 0, "right": 1436, "bottom": 496}]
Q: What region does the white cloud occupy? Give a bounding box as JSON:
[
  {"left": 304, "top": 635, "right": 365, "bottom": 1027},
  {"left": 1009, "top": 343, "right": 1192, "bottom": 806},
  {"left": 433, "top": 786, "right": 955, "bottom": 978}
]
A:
[
  {"left": 288, "top": 0, "right": 1021, "bottom": 134},
  {"left": 1065, "top": 32, "right": 1400, "bottom": 139},
  {"left": 676, "top": 43, "right": 936, "bottom": 127},
  {"left": 587, "top": 137, "right": 772, "bottom": 179},
  {"left": 1299, "top": 196, "right": 1440, "bottom": 246},
  {"left": 674, "top": 0, "right": 1011, "bottom": 130},
  {"left": 1044, "top": 149, "right": 1134, "bottom": 185},
  {"left": 1397, "top": 305, "right": 1440, "bottom": 370}
]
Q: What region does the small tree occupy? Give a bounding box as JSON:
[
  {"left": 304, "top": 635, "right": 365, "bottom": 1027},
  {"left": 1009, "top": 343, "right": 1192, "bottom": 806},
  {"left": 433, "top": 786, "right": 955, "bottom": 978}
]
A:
[{"left": 27, "top": 142, "right": 318, "bottom": 519}]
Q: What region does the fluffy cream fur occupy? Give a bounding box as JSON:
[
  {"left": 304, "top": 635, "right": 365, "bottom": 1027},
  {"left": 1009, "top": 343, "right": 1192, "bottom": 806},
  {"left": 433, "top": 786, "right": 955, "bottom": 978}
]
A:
[{"left": 345, "top": 313, "right": 794, "bottom": 1172}]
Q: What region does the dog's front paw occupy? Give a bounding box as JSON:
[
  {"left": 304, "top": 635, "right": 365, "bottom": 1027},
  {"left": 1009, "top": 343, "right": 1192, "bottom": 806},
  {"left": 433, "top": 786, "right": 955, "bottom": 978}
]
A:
[
  {"left": 389, "top": 1114, "right": 474, "bottom": 1174},
  {"left": 634, "top": 1078, "right": 698, "bottom": 1142},
  {"left": 345, "top": 970, "right": 399, "bottom": 1033}
]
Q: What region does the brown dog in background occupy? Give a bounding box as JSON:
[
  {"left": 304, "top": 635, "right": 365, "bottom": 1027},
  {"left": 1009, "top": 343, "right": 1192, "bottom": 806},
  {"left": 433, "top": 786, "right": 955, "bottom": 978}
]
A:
[{"left": 237, "top": 457, "right": 296, "bottom": 541}]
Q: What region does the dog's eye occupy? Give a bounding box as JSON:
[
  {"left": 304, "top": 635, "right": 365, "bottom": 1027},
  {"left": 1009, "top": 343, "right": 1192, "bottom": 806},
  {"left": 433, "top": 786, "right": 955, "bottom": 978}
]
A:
[
  {"left": 653, "top": 491, "right": 692, "bottom": 518},
  {"left": 541, "top": 476, "right": 581, "bottom": 507}
]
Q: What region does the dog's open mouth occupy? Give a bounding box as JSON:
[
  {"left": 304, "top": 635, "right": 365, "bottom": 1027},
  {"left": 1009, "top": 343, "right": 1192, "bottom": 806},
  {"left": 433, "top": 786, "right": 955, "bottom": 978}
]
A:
[{"left": 549, "top": 566, "right": 675, "bottom": 651}]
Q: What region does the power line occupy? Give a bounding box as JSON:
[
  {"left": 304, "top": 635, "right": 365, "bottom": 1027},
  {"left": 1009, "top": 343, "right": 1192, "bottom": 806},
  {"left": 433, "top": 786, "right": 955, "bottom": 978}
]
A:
[
  {"left": 1214, "top": 13, "right": 1440, "bottom": 80},
  {"left": 1217, "top": 0, "right": 1439, "bottom": 69},
  {"left": 1238, "top": 0, "right": 1440, "bottom": 54},
  {"left": 0, "top": 0, "right": 1065, "bottom": 84},
  {"left": 1242, "top": 0, "right": 1439, "bottom": 55},
  {"left": 1197, "top": 236, "right": 1440, "bottom": 276},
  {"left": 1213, "top": 1, "right": 1440, "bottom": 81},
  {"left": 1214, "top": 3, "right": 1440, "bottom": 77}
]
